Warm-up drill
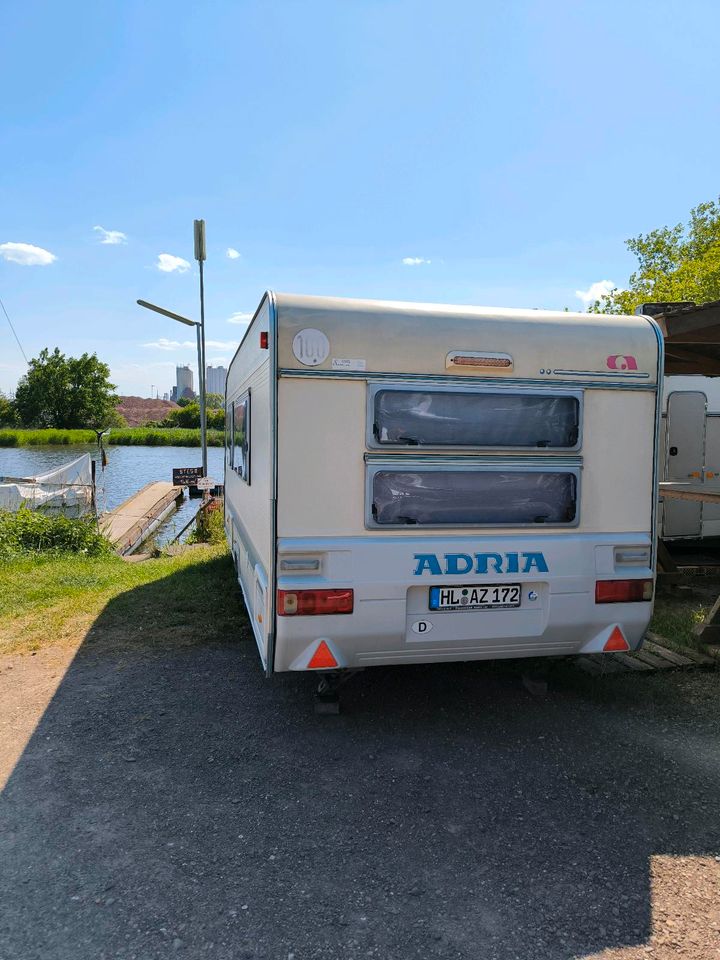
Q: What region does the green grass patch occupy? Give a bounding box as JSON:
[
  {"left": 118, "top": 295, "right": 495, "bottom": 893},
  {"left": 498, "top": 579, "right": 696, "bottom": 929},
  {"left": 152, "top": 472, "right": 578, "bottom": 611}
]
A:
[
  {"left": 0, "top": 428, "right": 224, "bottom": 447},
  {"left": 0, "top": 545, "right": 248, "bottom": 655}
]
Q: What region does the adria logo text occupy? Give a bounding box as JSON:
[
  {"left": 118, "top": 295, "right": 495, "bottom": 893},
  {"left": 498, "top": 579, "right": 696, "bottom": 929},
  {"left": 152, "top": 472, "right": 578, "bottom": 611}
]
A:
[{"left": 413, "top": 552, "right": 549, "bottom": 576}]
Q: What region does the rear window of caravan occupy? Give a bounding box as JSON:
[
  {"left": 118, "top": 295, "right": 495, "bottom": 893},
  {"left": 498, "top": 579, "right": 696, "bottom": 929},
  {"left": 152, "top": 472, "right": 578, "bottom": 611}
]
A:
[
  {"left": 370, "top": 388, "right": 580, "bottom": 449},
  {"left": 369, "top": 467, "right": 578, "bottom": 527}
]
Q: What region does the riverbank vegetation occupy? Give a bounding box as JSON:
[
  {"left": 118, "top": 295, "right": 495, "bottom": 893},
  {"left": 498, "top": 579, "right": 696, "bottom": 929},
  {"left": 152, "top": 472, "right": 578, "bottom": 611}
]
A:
[
  {"left": 0, "top": 427, "right": 224, "bottom": 447},
  {"left": 0, "top": 509, "right": 111, "bottom": 560},
  {"left": 187, "top": 500, "right": 226, "bottom": 544}
]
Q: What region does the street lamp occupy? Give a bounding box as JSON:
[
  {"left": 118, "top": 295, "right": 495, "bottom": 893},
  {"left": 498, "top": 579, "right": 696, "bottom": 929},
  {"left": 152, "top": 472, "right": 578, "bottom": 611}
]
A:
[
  {"left": 136, "top": 299, "right": 208, "bottom": 477},
  {"left": 193, "top": 219, "right": 208, "bottom": 476}
]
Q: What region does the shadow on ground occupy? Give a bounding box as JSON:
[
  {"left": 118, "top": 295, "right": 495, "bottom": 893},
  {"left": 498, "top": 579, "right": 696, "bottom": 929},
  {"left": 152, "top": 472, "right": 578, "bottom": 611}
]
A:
[{"left": 1, "top": 562, "right": 719, "bottom": 960}]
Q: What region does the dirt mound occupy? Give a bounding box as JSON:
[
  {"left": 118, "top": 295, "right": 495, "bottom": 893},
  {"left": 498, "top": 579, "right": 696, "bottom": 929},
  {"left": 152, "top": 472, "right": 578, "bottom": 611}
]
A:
[{"left": 116, "top": 396, "right": 179, "bottom": 426}]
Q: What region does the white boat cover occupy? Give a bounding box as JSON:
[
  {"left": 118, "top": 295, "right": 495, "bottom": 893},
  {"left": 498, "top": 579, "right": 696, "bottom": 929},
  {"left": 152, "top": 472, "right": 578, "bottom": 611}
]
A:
[{"left": 0, "top": 453, "right": 94, "bottom": 517}]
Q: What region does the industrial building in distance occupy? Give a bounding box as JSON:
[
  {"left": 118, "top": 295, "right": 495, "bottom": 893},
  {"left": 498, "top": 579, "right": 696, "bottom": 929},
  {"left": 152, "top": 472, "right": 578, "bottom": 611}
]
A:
[
  {"left": 169, "top": 364, "right": 226, "bottom": 402},
  {"left": 206, "top": 365, "right": 227, "bottom": 395}
]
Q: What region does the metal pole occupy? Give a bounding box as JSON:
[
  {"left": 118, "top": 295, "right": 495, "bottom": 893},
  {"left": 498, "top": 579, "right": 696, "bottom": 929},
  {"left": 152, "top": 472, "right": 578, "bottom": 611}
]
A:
[
  {"left": 196, "top": 319, "right": 207, "bottom": 477},
  {"left": 194, "top": 219, "right": 208, "bottom": 478}
]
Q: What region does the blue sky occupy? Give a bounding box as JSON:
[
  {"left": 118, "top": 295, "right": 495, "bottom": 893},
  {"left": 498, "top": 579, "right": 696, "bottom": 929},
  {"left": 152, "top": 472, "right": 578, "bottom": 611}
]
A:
[{"left": 1, "top": 0, "right": 719, "bottom": 397}]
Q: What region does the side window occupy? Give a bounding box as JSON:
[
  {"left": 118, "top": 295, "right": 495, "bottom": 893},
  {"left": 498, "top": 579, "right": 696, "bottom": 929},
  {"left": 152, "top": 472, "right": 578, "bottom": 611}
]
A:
[
  {"left": 225, "top": 404, "right": 234, "bottom": 467},
  {"left": 233, "top": 392, "right": 250, "bottom": 483}
]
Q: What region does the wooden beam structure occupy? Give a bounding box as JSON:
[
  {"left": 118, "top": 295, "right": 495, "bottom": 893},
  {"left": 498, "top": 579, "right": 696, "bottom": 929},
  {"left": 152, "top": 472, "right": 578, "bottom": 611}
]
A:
[{"left": 658, "top": 483, "right": 720, "bottom": 505}]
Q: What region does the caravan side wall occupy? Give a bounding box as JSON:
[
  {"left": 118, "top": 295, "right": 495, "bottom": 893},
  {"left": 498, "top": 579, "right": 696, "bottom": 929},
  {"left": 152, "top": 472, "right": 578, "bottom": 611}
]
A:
[
  {"left": 224, "top": 298, "right": 274, "bottom": 668},
  {"left": 705, "top": 415, "right": 720, "bottom": 536},
  {"left": 660, "top": 380, "right": 720, "bottom": 539}
]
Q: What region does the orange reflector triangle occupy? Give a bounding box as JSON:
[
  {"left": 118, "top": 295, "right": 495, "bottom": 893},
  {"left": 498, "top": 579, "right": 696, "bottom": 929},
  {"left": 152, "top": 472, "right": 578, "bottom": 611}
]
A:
[
  {"left": 307, "top": 640, "right": 338, "bottom": 669},
  {"left": 604, "top": 626, "right": 629, "bottom": 652}
]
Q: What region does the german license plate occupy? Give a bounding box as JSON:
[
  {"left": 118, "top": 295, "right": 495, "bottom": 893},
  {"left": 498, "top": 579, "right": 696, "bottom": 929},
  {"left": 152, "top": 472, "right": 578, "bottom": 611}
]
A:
[{"left": 429, "top": 583, "right": 521, "bottom": 611}]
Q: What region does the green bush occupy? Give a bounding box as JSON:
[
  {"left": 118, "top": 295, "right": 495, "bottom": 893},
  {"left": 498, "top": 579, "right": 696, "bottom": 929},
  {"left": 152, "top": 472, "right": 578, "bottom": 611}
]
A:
[
  {"left": 187, "top": 502, "right": 226, "bottom": 545},
  {"left": 162, "top": 405, "right": 225, "bottom": 430},
  {"left": 0, "top": 508, "right": 113, "bottom": 559}
]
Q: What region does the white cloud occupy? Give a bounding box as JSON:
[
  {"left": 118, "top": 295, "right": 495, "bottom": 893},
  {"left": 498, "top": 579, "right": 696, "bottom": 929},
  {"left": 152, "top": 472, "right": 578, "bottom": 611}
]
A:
[
  {"left": 143, "top": 338, "right": 237, "bottom": 351},
  {"left": 227, "top": 311, "right": 252, "bottom": 324},
  {"left": 156, "top": 253, "right": 191, "bottom": 273},
  {"left": 575, "top": 280, "right": 616, "bottom": 304},
  {"left": 93, "top": 225, "right": 127, "bottom": 245},
  {"left": 402, "top": 256, "right": 431, "bottom": 266},
  {"left": 0, "top": 242, "right": 57, "bottom": 266},
  {"left": 143, "top": 338, "right": 195, "bottom": 351},
  {"left": 226, "top": 247, "right": 241, "bottom": 260}
]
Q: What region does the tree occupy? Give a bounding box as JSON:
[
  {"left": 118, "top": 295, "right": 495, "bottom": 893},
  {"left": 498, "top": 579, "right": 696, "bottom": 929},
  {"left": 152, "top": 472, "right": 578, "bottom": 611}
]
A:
[
  {"left": 14, "top": 348, "right": 121, "bottom": 429},
  {"left": 163, "top": 403, "right": 224, "bottom": 430},
  {"left": 590, "top": 198, "right": 720, "bottom": 314},
  {"left": 0, "top": 392, "right": 18, "bottom": 427}
]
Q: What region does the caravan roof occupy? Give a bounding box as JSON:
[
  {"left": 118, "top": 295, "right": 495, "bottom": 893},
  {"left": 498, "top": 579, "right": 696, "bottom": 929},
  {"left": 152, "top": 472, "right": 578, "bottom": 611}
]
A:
[{"left": 262, "top": 293, "right": 660, "bottom": 384}]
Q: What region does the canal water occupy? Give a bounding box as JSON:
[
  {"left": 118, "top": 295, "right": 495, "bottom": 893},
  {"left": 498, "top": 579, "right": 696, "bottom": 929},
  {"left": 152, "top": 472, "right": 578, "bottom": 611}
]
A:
[{"left": 0, "top": 445, "right": 226, "bottom": 545}]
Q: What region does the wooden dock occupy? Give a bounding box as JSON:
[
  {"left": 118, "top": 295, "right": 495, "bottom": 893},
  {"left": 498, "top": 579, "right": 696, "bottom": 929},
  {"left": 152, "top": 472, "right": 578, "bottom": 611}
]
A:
[
  {"left": 575, "top": 634, "right": 715, "bottom": 676},
  {"left": 101, "top": 482, "right": 183, "bottom": 555}
]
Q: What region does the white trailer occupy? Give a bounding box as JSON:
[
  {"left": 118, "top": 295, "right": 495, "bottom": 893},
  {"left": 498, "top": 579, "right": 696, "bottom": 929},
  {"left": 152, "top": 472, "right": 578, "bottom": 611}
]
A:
[
  {"left": 659, "top": 377, "right": 720, "bottom": 539},
  {"left": 224, "top": 293, "right": 663, "bottom": 684}
]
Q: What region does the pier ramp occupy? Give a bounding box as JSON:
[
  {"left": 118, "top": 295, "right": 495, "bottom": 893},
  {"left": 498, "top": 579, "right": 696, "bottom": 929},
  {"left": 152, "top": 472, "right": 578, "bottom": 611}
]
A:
[{"left": 101, "top": 482, "right": 182, "bottom": 555}]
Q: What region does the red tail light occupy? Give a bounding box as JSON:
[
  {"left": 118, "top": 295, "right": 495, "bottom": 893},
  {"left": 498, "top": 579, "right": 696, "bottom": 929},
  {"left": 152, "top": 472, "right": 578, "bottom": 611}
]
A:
[
  {"left": 595, "top": 579, "right": 653, "bottom": 604},
  {"left": 277, "top": 588, "right": 354, "bottom": 616}
]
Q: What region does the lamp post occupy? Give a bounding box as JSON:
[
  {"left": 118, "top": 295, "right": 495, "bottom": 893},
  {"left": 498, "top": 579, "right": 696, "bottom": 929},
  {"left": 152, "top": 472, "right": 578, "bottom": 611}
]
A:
[
  {"left": 194, "top": 219, "right": 208, "bottom": 479},
  {"left": 136, "top": 299, "right": 208, "bottom": 477}
]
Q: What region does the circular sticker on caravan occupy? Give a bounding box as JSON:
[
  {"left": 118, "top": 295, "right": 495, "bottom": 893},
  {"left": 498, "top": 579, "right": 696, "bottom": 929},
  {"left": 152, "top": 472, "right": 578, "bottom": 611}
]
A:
[{"left": 292, "top": 328, "right": 330, "bottom": 366}]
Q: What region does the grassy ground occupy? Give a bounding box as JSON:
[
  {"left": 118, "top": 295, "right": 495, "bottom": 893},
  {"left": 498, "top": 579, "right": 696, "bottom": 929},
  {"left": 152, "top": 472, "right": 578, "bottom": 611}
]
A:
[
  {"left": 0, "top": 427, "right": 224, "bottom": 447},
  {"left": 0, "top": 545, "right": 248, "bottom": 655},
  {"left": 649, "top": 576, "right": 714, "bottom": 650}
]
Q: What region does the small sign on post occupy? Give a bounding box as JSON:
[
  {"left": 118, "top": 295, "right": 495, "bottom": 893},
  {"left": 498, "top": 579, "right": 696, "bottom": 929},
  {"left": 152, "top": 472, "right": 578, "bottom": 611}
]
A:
[
  {"left": 173, "top": 467, "right": 203, "bottom": 487},
  {"left": 193, "top": 219, "right": 206, "bottom": 262},
  {"left": 196, "top": 477, "right": 217, "bottom": 491}
]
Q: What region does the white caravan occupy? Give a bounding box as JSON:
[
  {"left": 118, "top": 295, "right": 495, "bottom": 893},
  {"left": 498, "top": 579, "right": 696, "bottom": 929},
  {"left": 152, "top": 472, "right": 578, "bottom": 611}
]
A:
[
  {"left": 659, "top": 377, "right": 720, "bottom": 540},
  {"left": 224, "top": 293, "right": 663, "bottom": 681}
]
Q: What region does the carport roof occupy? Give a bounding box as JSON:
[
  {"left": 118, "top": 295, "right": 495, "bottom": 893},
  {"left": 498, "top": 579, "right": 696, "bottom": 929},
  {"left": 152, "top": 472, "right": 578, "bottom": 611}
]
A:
[{"left": 640, "top": 300, "right": 720, "bottom": 376}]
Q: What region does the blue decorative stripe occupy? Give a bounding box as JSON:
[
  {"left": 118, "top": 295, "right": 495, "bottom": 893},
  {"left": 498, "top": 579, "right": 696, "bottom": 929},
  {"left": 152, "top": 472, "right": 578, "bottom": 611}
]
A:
[
  {"left": 278, "top": 368, "right": 657, "bottom": 391},
  {"left": 552, "top": 368, "right": 649, "bottom": 379}
]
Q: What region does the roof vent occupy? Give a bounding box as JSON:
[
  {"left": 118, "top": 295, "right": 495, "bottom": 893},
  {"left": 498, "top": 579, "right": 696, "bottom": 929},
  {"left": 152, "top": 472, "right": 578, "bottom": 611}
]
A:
[{"left": 446, "top": 351, "right": 513, "bottom": 371}]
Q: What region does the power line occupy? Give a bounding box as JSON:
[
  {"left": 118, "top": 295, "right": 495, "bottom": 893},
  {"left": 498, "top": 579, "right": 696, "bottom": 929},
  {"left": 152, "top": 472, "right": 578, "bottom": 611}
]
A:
[{"left": 0, "top": 294, "right": 29, "bottom": 365}]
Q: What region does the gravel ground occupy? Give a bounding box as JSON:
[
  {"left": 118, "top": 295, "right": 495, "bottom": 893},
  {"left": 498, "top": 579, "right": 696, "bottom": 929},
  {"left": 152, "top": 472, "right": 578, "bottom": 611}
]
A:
[{"left": 1, "top": 632, "right": 719, "bottom": 960}]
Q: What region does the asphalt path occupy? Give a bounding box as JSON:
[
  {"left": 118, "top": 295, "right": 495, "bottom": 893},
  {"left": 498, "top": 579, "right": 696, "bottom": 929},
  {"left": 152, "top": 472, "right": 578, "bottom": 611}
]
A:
[{"left": 1, "top": 633, "right": 719, "bottom": 960}]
